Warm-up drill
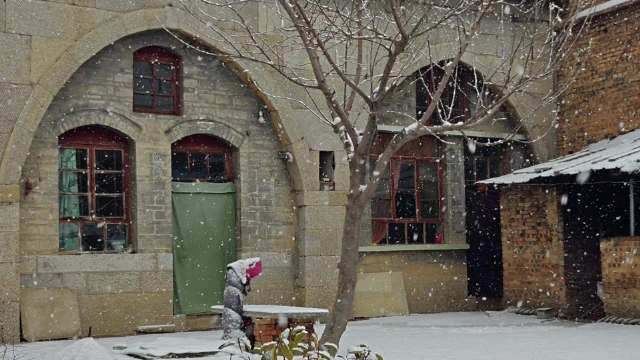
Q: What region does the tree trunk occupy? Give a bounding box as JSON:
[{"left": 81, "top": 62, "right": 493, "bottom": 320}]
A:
[{"left": 319, "top": 161, "right": 367, "bottom": 346}]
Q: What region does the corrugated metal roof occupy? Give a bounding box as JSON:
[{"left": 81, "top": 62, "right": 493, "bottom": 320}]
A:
[{"left": 481, "top": 129, "right": 640, "bottom": 184}]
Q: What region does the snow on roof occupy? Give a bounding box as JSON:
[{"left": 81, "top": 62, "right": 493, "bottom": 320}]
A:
[{"left": 482, "top": 129, "right": 640, "bottom": 185}]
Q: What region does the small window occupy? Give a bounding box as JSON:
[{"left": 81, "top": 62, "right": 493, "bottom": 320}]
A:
[
  {"left": 172, "top": 134, "right": 233, "bottom": 183},
  {"left": 133, "top": 46, "right": 181, "bottom": 115},
  {"left": 58, "top": 126, "right": 131, "bottom": 252},
  {"left": 319, "top": 151, "right": 335, "bottom": 191}
]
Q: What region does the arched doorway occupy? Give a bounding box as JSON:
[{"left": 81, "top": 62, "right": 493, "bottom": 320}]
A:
[{"left": 170, "top": 134, "right": 237, "bottom": 315}]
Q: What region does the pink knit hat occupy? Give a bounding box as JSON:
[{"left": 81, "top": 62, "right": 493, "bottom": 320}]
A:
[{"left": 246, "top": 258, "right": 263, "bottom": 280}]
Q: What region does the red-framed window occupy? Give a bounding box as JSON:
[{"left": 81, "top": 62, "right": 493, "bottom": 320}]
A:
[
  {"left": 370, "top": 134, "right": 445, "bottom": 245},
  {"left": 171, "top": 134, "right": 234, "bottom": 183},
  {"left": 58, "top": 126, "right": 132, "bottom": 252},
  {"left": 416, "top": 64, "right": 476, "bottom": 124},
  {"left": 133, "top": 46, "right": 181, "bottom": 115}
]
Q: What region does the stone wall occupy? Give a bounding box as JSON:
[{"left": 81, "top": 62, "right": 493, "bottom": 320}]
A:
[
  {"left": 600, "top": 237, "right": 640, "bottom": 318},
  {"left": 500, "top": 185, "right": 567, "bottom": 309},
  {"left": 359, "top": 249, "right": 471, "bottom": 313},
  {"left": 18, "top": 30, "right": 295, "bottom": 337},
  {"left": 558, "top": 2, "right": 640, "bottom": 155}
]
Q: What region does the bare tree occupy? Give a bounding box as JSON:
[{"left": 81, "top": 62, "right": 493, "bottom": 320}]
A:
[{"left": 175, "top": 0, "right": 581, "bottom": 344}]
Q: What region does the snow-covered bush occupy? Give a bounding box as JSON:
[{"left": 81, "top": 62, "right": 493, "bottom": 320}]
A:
[{"left": 254, "top": 326, "right": 382, "bottom": 360}]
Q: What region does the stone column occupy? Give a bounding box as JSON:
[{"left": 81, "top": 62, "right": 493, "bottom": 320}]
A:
[
  {"left": 0, "top": 185, "right": 21, "bottom": 343},
  {"left": 443, "top": 137, "right": 466, "bottom": 244}
]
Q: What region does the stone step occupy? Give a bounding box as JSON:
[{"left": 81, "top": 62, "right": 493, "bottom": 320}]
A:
[{"left": 136, "top": 324, "right": 177, "bottom": 334}]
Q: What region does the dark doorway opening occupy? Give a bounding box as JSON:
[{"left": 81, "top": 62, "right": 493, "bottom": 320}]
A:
[
  {"left": 562, "top": 181, "right": 630, "bottom": 319},
  {"left": 465, "top": 144, "right": 503, "bottom": 298}
]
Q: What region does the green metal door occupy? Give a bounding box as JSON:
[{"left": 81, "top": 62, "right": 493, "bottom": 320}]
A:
[{"left": 172, "top": 182, "right": 236, "bottom": 315}]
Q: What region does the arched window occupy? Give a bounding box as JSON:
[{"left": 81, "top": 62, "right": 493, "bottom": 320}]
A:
[
  {"left": 133, "top": 46, "right": 181, "bottom": 115},
  {"left": 171, "top": 134, "right": 234, "bottom": 183},
  {"left": 58, "top": 126, "right": 132, "bottom": 252},
  {"left": 416, "top": 64, "right": 481, "bottom": 124}
]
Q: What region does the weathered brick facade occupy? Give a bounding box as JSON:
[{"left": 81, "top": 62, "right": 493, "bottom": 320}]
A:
[
  {"left": 500, "top": 186, "right": 567, "bottom": 309},
  {"left": 500, "top": 0, "right": 640, "bottom": 318},
  {"left": 558, "top": 2, "right": 640, "bottom": 155},
  {"left": 600, "top": 237, "right": 640, "bottom": 318}
]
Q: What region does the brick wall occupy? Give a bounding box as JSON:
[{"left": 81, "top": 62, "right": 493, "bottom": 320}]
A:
[
  {"left": 600, "top": 237, "right": 640, "bottom": 318},
  {"left": 500, "top": 185, "right": 567, "bottom": 309},
  {"left": 558, "top": 3, "right": 640, "bottom": 155}
]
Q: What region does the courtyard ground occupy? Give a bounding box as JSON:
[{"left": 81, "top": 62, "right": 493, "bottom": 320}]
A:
[{"left": 8, "top": 311, "right": 640, "bottom": 359}]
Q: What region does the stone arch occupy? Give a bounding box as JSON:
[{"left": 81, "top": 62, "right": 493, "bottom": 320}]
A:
[
  {"left": 165, "top": 120, "right": 246, "bottom": 149},
  {"left": 0, "top": 6, "right": 302, "bottom": 187},
  {"left": 54, "top": 109, "right": 143, "bottom": 141},
  {"left": 400, "top": 57, "right": 539, "bottom": 158}
]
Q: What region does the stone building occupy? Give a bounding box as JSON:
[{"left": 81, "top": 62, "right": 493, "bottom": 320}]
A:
[
  {"left": 487, "top": 0, "right": 640, "bottom": 320},
  {"left": 0, "top": 1, "right": 552, "bottom": 342}
]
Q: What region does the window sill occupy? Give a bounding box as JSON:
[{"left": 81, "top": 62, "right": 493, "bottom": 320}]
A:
[{"left": 359, "top": 243, "right": 469, "bottom": 253}]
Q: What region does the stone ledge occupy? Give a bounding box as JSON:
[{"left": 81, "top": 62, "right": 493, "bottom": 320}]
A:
[
  {"left": 36, "top": 253, "right": 159, "bottom": 273},
  {"left": 359, "top": 243, "right": 469, "bottom": 253}
]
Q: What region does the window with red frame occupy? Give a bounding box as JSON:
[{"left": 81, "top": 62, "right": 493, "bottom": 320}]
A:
[
  {"left": 133, "top": 46, "right": 181, "bottom": 115},
  {"left": 58, "top": 126, "right": 131, "bottom": 252},
  {"left": 370, "top": 134, "right": 444, "bottom": 245},
  {"left": 171, "top": 134, "right": 234, "bottom": 183}
]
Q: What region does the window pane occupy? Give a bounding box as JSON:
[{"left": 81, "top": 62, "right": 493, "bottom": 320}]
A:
[
  {"left": 209, "top": 154, "right": 227, "bottom": 182},
  {"left": 156, "top": 96, "right": 174, "bottom": 112},
  {"left": 133, "top": 61, "right": 152, "bottom": 77},
  {"left": 95, "top": 150, "right": 122, "bottom": 170},
  {"left": 157, "top": 79, "right": 174, "bottom": 96},
  {"left": 81, "top": 223, "right": 103, "bottom": 251},
  {"left": 426, "top": 223, "right": 439, "bottom": 244},
  {"left": 96, "top": 196, "right": 124, "bottom": 217},
  {"left": 155, "top": 63, "right": 174, "bottom": 78},
  {"left": 395, "top": 163, "right": 416, "bottom": 218},
  {"left": 95, "top": 173, "right": 123, "bottom": 194},
  {"left": 134, "top": 77, "right": 153, "bottom": 93},
  {"left": 408, "top": 223, "right": 424, "bottom": 244},
  {"left": 419, "top": 162, "right": 439, "bottom": 219},
  {"left": 59, "top": 195, "right": 89, "bottom": 218},
  {"left": 59, "top": 148, "right": 88, "bottom": 169},
  {"left": 59, "top": 171, "right": 88, "bottom": 193},
  {"left": 388, "top": 222, "right": 405, "bottom": 244},
  {"left": 106, "top": 224, "right": 127, "bottom": 252},
  {"left": 172, "top": 152, "right": 189, "bottom": 181},
  {"left": 189, "top": 153, "right": 208, "bottom": 180},
  {"left": 371, "top": 165, "right": 391, "bottom": 218},
  {"left": 59, "top": 223, "right": 80, "bottom": 251},
  {"left": 134, "top": 94, "right": 153, "bottom": 108}
]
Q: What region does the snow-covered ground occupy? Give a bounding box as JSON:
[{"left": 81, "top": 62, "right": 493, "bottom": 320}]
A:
[{"left": 7, "top": 311, "right": 640, "bottom": 360}]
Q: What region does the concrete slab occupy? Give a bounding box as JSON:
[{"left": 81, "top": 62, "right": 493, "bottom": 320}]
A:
[
  {"left": 21, "top": 288, "right": 81, "bottom": 342},
  {"left": 352, "top": 272, "right": 409, "bottom": 318}
]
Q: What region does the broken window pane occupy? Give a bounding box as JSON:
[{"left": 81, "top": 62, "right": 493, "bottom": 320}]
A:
[
  {"left": 107, "top": 224, "right": 127, "bottom": 251},
  {"left": 59, "top": 171, "right": 88, "bottom": 193},
  {"left": 95, "top": 196, "right": 124, "bottom": 217},
  {"left": 171, "top": 151, "right": 189, "bottom": 181},
  {"left": 81, "top": 223, "right": 103, "bottom": 251},
  {"left": 59, "top": 148, "right": 88, "bottom": 169},
  {"left": 95, "top": 173, "right": 123, "bottom": 194},
  {"left": 59, "top": 223, "right": 80, "bottom": 251},
  {"left": 60, "top": 195, "right": 89, "bottom": 218},
  {"left": 408, "top": 223, "right": 424, "bottom": 244}
]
